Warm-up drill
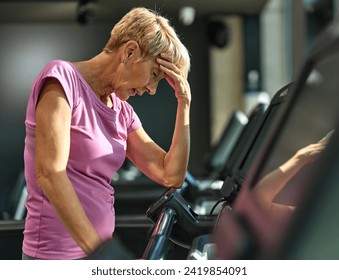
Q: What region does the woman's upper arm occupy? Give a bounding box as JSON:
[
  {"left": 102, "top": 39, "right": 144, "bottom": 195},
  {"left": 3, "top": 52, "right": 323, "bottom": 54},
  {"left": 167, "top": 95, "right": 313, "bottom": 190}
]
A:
[
  {"left": 35, "top": 78, "right": 71, "bottom": 178},
  {"left": 126, "top": 127, "right": 168, "bottom": 185}
]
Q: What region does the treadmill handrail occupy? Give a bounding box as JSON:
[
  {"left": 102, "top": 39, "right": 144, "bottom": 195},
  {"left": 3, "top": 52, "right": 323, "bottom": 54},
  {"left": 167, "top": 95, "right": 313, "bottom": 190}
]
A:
[{"left": 142, "top": 207, "right": 177, "bottom": 260}]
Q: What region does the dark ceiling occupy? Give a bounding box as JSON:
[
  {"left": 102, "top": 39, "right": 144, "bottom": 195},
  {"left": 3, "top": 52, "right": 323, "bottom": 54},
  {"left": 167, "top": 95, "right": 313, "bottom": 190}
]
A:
[{"left": 0, "top": 0, "right": 268, "bottom": 23}]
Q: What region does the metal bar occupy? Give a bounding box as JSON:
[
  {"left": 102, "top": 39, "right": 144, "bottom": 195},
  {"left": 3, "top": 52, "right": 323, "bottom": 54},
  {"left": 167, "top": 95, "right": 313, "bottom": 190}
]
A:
[{"left": 142, "top": 207, "right": 176, "bottom": 260}]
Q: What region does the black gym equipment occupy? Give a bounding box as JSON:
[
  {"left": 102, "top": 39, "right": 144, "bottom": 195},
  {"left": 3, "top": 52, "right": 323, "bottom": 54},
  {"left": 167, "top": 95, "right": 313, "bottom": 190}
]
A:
[
  {"left": 214, "top": 16, "right": 339, "bottom": 260},
  {"left": 0, "top": 220, "right": 24, "bottom": 260},
  {"left": 183, "top": 110, "right": 248, "bottom": 212},
  {"left": 0, "top": 170, "right": 27, "bottom": 220},
  {"left": 142, "top": 187, "right": 216, "bottom": 259},
  {"left": 203, "top": 110, "right": 248, "bottom": 180},
  {"left": 183, "top": 103, "right": 271, "bottom": 216},
  {"left": 184, "top": 110, "right": 248, "bottom": 190},
  {"left": 220, "top": 82, "right": 294, "bottom": 205},
  {"left": 0, "top": 170, "right": 27, "bottom": 259}
]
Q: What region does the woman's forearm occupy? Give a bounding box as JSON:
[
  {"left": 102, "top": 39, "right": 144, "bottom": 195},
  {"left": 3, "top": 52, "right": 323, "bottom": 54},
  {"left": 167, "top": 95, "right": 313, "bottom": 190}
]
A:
[
  {"left": 253, "top": 154, "right": 306, "bottom": 208},
  {"left": 163, "top": 100, "right": 190, "bottom": 187}
]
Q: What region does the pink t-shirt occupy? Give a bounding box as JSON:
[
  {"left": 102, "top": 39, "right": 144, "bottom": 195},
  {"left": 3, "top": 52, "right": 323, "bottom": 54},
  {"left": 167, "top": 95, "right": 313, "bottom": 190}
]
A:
[{"left": 23, "top": 60, "right": 141, "bottom": 259}]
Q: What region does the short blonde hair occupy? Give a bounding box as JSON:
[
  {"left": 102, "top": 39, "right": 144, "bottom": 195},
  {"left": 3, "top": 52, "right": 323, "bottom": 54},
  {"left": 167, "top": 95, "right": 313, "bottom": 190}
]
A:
[{"left": 105, "top": 7, "right": 190, "bottom": 71}]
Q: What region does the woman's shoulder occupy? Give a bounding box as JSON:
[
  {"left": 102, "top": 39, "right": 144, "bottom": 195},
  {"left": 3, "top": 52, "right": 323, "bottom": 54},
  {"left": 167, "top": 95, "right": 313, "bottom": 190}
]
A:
[
  {"left": 32, "top": 60, "right": 82, "bottom": 108},
  {"left": 42, "top": 59, "right": 75, "bottom": 74},
  {"left": 36, "top": 60, "right": 83, "bottom": 86}
]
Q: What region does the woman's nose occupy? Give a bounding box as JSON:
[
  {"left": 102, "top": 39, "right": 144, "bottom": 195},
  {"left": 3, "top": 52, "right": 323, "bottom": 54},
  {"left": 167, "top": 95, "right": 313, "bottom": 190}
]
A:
[{"left": 146, "top": 82, "right": 157, "bottom": 95}]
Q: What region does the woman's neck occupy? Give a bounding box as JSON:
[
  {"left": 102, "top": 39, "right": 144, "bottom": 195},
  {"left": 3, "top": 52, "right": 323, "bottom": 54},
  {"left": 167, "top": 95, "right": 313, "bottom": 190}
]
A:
[{"left": 73, "top": 53, "right": 116, "bottom": 108}]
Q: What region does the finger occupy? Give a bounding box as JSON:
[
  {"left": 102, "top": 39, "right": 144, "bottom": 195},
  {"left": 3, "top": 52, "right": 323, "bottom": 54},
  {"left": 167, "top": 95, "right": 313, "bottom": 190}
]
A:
[
  {"left": 159, "top": 53, "right": 188, "bottom": 78},
  {"left": 159, "top": 64, "right": 182, "bottom": 84},
  {"left": 157, "top": 57, "right": 181, "bottom": 74},
  {"left": 159, "top": 52, "right": 177, "bottom": 64},
  {"left": 165, "top": 75, "right": 176, "bottom": 89}
]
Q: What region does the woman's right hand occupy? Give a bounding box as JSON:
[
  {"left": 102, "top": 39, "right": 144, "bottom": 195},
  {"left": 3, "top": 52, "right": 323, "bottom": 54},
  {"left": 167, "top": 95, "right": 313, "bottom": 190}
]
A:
[{"left": 156, "top": 53, "right": 191, "bottom": 105}]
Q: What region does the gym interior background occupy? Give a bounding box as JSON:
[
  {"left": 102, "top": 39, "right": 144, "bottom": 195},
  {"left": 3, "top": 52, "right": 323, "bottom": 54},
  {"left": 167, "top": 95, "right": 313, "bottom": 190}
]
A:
[{"left": 0, "top": 0, "right": 337, "bottom": 258}]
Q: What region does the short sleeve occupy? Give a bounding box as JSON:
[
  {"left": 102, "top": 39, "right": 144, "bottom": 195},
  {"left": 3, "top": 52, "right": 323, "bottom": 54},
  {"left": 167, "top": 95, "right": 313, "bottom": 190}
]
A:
[
  {"left": 127, "top": 107, "right": 142, "bottom": 133},
  {"left": 116, "top": 97, "right": 142, "bottom": 134},
  {"left": 30, "top": 60, "right": 79, "bottom": 109}
]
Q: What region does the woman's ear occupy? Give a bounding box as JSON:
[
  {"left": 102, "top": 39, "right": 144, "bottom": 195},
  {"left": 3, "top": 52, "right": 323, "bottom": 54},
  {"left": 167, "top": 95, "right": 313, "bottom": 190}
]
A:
[{"left": 123, "top": 40, "right": 141, "bottom": 61}]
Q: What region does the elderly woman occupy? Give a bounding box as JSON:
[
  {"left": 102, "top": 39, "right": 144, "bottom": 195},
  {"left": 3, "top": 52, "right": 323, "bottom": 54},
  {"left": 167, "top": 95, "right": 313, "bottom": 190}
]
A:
[{"left": 22, "top": 7, "right": 191, "bottom": 260}]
